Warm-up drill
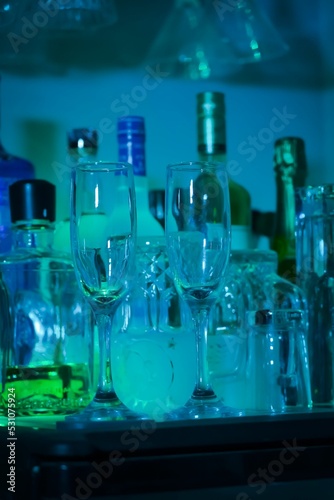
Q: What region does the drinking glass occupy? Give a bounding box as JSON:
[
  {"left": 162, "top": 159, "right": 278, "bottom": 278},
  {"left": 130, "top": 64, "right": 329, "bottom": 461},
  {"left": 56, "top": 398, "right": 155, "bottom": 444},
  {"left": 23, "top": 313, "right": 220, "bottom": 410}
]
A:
[
  {"left": 66, "top": 161, "right": 145, "bottom": 423},
  {"left": 296, "top": 185, "right": 334, "bottom": 407},
  {"left": 165, "top": 160, "right": 243, "bottom": 419}
]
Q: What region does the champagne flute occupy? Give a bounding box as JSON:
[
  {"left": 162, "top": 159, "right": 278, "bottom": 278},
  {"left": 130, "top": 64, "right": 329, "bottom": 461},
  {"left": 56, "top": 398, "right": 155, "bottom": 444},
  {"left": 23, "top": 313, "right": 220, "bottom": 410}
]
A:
[
  {"left": 165, "top": 160, "right": 243, "bottom": 419},
  {"left": 66, "top": 161, "right": 146, "bottom": 423}
]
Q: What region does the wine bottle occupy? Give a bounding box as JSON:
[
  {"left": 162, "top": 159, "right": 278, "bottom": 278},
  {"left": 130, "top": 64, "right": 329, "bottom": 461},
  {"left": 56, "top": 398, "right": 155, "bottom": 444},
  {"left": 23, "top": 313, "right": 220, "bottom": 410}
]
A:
[
  {"left": 0, "top": 78, "right": 35, "bottom": 253},
  {"left": 196, "top": 91, "right": 252, "bottom": 249},
  {"left": 117, "top": 116, "right": 164, "bottom": 239},
  {"left": 271, "top": 137, "right": 307, "bottom": 281}
]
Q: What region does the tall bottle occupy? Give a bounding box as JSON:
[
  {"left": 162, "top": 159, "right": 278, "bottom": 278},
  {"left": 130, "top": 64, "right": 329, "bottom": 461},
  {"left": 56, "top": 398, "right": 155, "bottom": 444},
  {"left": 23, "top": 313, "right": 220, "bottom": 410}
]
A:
[
  {"left": 53, "top": 127, "right": 99, "bottom": 253},
  {"left": 271, "top": 137, "right": 307, "bottom": 281},
  {"left": 117, "top": 116, "right": 164, "bottom": 239},
  {"left": 0, "top": 78, "right": 35, "bottom": 253},
  {"left": 196, "top": 91, "right": 252, "bottom": 250},
  {"left": 0, "top": 179, "right": 94, "bottom": 416}
]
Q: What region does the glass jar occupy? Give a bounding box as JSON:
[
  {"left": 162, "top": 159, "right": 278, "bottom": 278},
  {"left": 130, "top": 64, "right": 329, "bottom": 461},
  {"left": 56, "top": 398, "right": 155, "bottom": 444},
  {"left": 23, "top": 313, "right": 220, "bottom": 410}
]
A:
[
  {"left": 208, "top": 249, "right": 311, "bottom": 414},
  {"left": 241, "top": 249, "right": 311, "bottom": 413}
]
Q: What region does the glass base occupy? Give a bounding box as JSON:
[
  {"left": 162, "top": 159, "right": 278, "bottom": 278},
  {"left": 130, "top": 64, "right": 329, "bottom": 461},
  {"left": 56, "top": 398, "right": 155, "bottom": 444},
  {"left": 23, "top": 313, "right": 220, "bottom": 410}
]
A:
[
  {"left": 164, "top": 397, "right": 244, "bottom": 421},
  {"left": 60, "top": 397, "right": 150, "bottom": 429}
]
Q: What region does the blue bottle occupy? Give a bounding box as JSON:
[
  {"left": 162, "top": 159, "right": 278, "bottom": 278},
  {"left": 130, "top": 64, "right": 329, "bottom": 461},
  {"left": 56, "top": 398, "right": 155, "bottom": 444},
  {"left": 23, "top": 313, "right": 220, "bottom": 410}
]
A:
[
  {"left": 117, "top": 116, "right": 164, "bottom": 239},
  {"left": 0, "top": 140, "right": 35, "bottom": 253}
]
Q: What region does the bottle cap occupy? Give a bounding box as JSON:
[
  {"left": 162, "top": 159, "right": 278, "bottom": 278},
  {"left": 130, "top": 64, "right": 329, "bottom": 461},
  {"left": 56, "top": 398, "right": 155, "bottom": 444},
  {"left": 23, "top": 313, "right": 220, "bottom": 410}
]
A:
[
  {"left": 117, "top": 116, "right": 145, "bottom": 137},
  {"left": 196, "top": 91, "right": 226, "bottom": 155},
  {"left": 67, "top": 128, "right": 98, "bottom": 157},
  {"left": 67, "top": 128, "right": 98, "bottom": 160},
  {"left": 9, "top": 179, "right": 56, "bottom": 223}
]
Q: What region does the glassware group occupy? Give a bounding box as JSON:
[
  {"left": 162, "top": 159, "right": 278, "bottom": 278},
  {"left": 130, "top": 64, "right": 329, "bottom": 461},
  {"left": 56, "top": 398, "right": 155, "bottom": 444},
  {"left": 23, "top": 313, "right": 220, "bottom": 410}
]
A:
[{"left": 67, "top": 161, "right": 146, "bottom": 423}]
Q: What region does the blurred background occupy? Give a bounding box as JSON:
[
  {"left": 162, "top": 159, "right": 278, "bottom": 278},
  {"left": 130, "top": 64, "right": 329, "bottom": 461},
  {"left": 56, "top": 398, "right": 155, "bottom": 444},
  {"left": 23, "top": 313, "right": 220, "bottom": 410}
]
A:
[{"left": 0, "top": 0, "right": 332, "bottom": 223}]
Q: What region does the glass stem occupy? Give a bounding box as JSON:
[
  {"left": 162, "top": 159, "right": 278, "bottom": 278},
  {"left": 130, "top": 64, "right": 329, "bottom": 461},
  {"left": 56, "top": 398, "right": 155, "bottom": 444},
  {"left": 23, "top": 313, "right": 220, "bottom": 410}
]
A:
[
  {"left": 190, "top": 304, "right": 216, "bottom": 400},
  {"left": 94, "top": 312, "right": 117, "bottom": 402}
]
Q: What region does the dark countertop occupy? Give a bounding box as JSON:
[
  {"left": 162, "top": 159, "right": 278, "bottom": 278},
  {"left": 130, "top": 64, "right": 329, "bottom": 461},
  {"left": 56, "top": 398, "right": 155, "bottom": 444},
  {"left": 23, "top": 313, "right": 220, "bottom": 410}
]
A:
[{"left": 1, "top": 409, "right": 334, "bottom": 500}]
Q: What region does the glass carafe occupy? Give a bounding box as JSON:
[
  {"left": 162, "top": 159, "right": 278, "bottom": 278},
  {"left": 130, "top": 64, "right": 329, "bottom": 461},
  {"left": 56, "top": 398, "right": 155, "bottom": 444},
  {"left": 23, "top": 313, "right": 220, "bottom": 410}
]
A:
[
  {"left": 112, "top": 237, "right": 196, "bottom": 419},
  {"left": 208, "top": 253, "right": 252, "bottom": 409}
]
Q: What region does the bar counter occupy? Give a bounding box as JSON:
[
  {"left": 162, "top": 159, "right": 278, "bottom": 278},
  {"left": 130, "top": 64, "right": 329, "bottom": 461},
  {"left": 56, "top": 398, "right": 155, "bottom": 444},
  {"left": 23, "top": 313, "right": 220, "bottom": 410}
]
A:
[{"left": 1, "top": 409, "right": 334, "bottom": 499}]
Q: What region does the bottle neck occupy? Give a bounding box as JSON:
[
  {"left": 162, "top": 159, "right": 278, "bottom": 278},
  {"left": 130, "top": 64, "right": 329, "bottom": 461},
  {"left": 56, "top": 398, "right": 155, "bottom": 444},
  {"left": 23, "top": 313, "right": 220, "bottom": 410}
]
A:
[
  {"left": 198, "top": 150, "right": 226, "bottom": 163},
  {"left": 118, "top": 134, "right": 146, "bottom": 177},
  {"left": 12, "top": 221, "right": 55, "bottom": 251},
  {"left": 68, "top": 147, "right": 98, "bottom": 163},
  {"left": 275, "top": 174, "right": 296, "bottom": 238},
  {"left": 273, "top": 139, "right": 307, "bottom": 251}
]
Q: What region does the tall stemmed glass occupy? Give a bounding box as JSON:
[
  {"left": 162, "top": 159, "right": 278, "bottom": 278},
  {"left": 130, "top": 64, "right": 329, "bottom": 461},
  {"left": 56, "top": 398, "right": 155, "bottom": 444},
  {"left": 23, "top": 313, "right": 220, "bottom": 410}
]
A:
[
  {"left": 68, "top": 161, "right": 145, "bottom": 422},
  {"left": 165, "top": 160, "right": 243, "bottom": 419}
]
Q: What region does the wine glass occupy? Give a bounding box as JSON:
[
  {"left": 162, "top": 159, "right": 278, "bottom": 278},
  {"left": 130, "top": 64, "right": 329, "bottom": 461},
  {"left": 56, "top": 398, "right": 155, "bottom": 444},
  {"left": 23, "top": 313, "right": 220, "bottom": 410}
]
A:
[
  {"left": 165, "top": 160, "right": 243, "bottom": 419},
  {"left": 65, "top": 161, "right": 147, "bottom": 424}
]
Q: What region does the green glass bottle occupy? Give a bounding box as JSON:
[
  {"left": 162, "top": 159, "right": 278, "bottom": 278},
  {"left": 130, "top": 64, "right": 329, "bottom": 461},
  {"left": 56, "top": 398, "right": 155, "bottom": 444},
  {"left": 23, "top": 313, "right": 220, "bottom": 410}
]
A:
[
  {"left": 196, "top": 91, "right": 252, "bottom": 249},
  {"left": 271, "top": 137, "right": 307, "bottom": 281}
]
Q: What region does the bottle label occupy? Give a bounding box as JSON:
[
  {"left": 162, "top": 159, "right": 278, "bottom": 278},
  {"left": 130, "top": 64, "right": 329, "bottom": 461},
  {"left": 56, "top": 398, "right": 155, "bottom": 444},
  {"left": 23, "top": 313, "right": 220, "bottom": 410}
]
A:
[
  {"left": 231, "top": 225, "right": 253, "bottom": 250},
  {"left": 118, "top": 142, "right": 146, "bottom": 177}
]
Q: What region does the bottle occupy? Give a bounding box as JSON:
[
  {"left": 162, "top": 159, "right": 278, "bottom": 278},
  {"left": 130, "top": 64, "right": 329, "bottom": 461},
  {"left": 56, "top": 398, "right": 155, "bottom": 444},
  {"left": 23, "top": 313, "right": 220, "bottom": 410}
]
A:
[
  {"left": 117, "top": 116, "right": 164, "bottom": 239},
  {"left": 0, "top": 179, "right": 94, "bottom": 416},
  {"left": 0, "top": 78, "right": 35, "bottom": 253},
  {"left": 67, "top": 127, "right": 99, "bottom": 164},
  {"left": 295, "top": 185, "right": 334, "bottom": 407},
  {"left": 271, "top": 137, "right": 307, "bottom": 281},
  {"left": 53, "top": 127, "right": 99, "bottom": 253},
  {"left": 196, "top": 91, "right": 252, "bottom": 250}
]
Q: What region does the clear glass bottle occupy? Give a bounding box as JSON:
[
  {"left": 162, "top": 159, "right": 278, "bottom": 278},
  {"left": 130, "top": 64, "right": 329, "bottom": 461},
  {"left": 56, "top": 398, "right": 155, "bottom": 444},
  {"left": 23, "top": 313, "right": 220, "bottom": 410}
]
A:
[
  {"left": 0, "top": 179, "right": 94, "bottom": 416},
  {"left": 271, "top": 136, "right": 307, "bottom": 281},
  {"left": 196, "top": 91, "right": 252, "bottom": 249},
  {"left": 0, "top": 77, "right": 35, "bottom": 253},
  {"left": 53, "top": 127, "right": 99, "bottom": 254},
  {"left": 117, "top": 116, "right": 164, "bottom": 239},
  {"left": 296, "top": 185, "right": 334, "bottom": 407}
]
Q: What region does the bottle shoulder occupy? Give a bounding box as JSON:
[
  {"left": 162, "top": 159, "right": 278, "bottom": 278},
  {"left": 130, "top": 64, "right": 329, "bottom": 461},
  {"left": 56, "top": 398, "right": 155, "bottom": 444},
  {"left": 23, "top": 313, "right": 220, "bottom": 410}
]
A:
[
  {"left": 0, "top": 153, "right": 35, "bottom": 177},
  {"left": 228, "top": 178, "right": 251, "bottom": 202}
]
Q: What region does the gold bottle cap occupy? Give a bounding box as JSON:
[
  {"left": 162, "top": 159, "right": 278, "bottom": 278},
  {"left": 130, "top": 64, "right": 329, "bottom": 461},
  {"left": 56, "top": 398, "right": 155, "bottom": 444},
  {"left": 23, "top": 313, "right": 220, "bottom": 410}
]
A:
[{"left": 196, "top": 91, "right": 226, "bottom": 155}]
